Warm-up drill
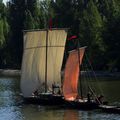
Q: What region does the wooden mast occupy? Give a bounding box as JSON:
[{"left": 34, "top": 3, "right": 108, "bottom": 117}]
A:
[
  {"left": 45, "top": 29, "right": 48, "bottom": 93},
  {"left": 77, "top": 40, "right": 83, "bottom": 99}
]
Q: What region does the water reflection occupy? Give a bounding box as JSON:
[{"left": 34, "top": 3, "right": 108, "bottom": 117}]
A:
[
  {"left": 63, "top": 109, "right": 120, "bottom": 120},
  {"left": 20, "top": 105, "right": 65, "bottom": 120},
  {"left": 0, "top": 77, "right": 22, "bottom": 120},
  {"left": 0, "top": 76, "right": 120, "bottom": 120},
  {"left": 63, "top": 110, "right": 79, "bottom": 120},
  {"left": 0, "top": 106, "right": 23, "bottom": 120}
]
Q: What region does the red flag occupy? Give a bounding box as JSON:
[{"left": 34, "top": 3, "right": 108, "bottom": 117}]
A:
[
  {"left": 49, "top": 18, "right": 52, "bottom": 30},
  {"left": 68, "top": 35, "right": 77, "bottom": 40}
]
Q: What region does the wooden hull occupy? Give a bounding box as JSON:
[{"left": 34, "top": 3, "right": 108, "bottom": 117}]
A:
[
  {"left": 23, "top": 93, "right": 64, "bottom": 105},
  {"left": 64, "top": 100, "right": 99, "bottom": 110},
  {"left": 99, "top": 105, "right": 120, "bottom": 114}
]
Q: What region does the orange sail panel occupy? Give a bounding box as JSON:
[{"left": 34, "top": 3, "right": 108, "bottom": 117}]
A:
[{"left": 63, "top": 47, "right": 85, "bottom": 101}]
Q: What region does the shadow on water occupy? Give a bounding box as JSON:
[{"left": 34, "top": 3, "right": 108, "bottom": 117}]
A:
[{"left": 0, "top": 76, "right": 120, "bottom": 120}]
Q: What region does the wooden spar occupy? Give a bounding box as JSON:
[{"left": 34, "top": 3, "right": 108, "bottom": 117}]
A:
[
  {"left": 45, "top": 29, "right": 48, "bottom": 93},
  {"left": 77, "top": 40, "right": 83, "bottom": 99},
  {"left": 88, "top": 86, "right": 102, "bottom": 105},
  {"left": 23, "top": 28, "right": 69, "bottom": 32}
]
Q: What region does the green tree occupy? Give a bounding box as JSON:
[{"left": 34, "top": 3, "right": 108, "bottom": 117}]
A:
[
  {"left": 96, "top": 0, "right": 118, "bottom": 20},
  {"left": 103, "top": 7, "right": 120, "bottom": 70},
  {"left": 24, "top": 10, "right": 35, "bottom": 29},
  {"left": 78, "top": 0, "right": 104, "bottom": 69},
  {"left": 0, "top": 1, "right": 9, "bottom": 68},
  {"left": 0, "top": 1, "right": 9, "bottom": 48},
  {"left": 38, "top": 0, "right": 48, "bottom": 28},
  {"left": 0, "top": 19, "right": 5, "bottom": 47},
  {"left": 0, "top": 0, "right": 119, "bottom": 71},
  {"left": 7, "top": 0, "right": 25, "bottom": 68},
  {"left": 24, "top": 0, "right": 40, "bottom": 29},
  {"left": 7, "top": 0, "right": 41, "bottom": 68},
  {"left": 95, "top": 0, "right": 120, "bottom": 70}
]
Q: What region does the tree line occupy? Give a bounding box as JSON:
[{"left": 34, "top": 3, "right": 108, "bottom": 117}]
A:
[{"left": 0, "top": 0, "right": 120, "bottom": 71}]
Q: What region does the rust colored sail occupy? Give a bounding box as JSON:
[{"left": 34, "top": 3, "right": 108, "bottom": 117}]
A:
[{"left": 63, "top": 47, "right": 86, "bottom": 101}]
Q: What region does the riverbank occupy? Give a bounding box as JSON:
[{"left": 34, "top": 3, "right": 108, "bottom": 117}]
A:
[
  {"left": 0, "top": 69, "right": 120, "bottom": 78},
  {"left": 81, "top": 71, "right": 120, "bottom": 77},
  {"left": 0, "top": 69, "right": 21, "bottom": 77}
]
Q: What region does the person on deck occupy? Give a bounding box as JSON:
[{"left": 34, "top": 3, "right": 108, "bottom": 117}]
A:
[
  {"left": 87, "top": 92, "right": 91, "bottom": 102},
  {"left": 52, "top": 83, "right": 56, "bottom": 94},
  {"left": 52, "top": 83, "right": 61, "bottom": 94},
  {"left": 95, "top": 95, "right": 104, "bottom": 104},
  {"left": 32, "top": 89, "right": 39, "bottom": 96}
]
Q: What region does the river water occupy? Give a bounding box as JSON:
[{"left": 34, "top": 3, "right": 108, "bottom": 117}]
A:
[{"left": 0, "top": 76, "right": 120, "bottom": 120}]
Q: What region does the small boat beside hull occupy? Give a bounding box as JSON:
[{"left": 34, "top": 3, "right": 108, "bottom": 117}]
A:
[
  {"left": 99, "top": 105, "right": 120, "bottom": 114},
  {"left": 23, "top": 94, "right": 64, "bottom": 105}
]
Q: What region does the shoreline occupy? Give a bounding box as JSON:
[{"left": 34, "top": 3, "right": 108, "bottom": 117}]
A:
[
  {"left": 0, "top": 69, "right": 21, "bottom": 77},
  {"left": 0, "top": 69, "right": 120, "bottom": 78},
  {"left": 81, "top": 71, "right": 120, "bottom": 77}
]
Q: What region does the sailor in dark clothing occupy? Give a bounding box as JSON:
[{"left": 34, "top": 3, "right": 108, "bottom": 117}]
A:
[
  {"left": 95, "top": 95, "right": 104, "bottom": 104},
  {"left": 98, "top": 95, "right": 104, "bottom": 104},
  {"left": 87, "top": 91, "right": 93, "bottom": 102},
  {"left": 87, "top": 92, "right": 91, "bottom": 102},
  {"left": 32, "top": 89, "right": 39, "bottom": 96},
  {"left": 52, "top": 83, "right": 60, "bottom": 94},
  {"left": 52, "top": 83, "right": 55, "bottom": 94},
  {"left": 57, "top": 88, "right": 61, "bottom": 94}
]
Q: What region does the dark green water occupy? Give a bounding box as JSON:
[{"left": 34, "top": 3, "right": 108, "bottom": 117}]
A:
[{"left": 0, "top": 76, "right": 120, "bottom": 120}]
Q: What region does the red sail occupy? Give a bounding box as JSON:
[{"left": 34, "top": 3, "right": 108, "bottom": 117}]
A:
[
  {"left": 49, "top": 18, "right": 52, "bottom": 30},
  {"left": 63, "top": 47, "right": 86, "bottom": 101}
]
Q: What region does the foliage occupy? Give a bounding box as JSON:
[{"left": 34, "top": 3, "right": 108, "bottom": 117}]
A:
[
  {"left": 0, "top": 0, "right": 120, "bottom": 71},
  {"left": 0, "top": 2, "right": 9, "bottom": 47}
]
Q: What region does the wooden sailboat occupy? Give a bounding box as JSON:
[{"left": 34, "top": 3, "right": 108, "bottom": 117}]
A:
[
  {"left": 20, "top": 28, "right": 68, "bottom": 105},
  {"left": 62, "top": 46, "right": 100, "bottom": 109}
]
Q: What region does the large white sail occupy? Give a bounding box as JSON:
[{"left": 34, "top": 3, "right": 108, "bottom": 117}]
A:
[{"left": 21, "top": 29, "right": 67, "bottom": 97}]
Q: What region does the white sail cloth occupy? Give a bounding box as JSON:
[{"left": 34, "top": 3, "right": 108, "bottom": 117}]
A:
[{"left": 21, "top": 29, "right": 67, "bottom": 97}]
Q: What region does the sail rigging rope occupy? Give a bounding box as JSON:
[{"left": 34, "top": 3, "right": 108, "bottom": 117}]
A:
[
  {"left": 80, "top": 53, "right": 103, "bottom": 105},
  {"left": 85, "top": 53, "right": 104, "bottom": 95}
]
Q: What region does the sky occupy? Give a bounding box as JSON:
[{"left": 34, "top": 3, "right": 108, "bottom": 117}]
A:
[{"left": 3, "top": 0, "right": 8, "bottom": 4}]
